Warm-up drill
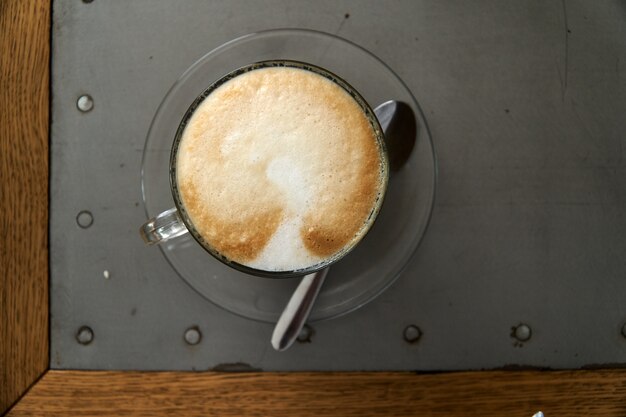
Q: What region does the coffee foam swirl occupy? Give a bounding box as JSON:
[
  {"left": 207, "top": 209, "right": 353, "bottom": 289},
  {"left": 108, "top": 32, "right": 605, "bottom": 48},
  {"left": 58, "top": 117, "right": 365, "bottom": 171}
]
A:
[{"left": 176, "top": 66, "right": 384, "bottom": 271}]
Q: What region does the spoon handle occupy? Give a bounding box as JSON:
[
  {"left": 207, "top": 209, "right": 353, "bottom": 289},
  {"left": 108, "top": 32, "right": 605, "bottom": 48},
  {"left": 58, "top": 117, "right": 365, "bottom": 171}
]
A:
[{"left": 271, "top": 268, "right": 329, "bottom": 351}]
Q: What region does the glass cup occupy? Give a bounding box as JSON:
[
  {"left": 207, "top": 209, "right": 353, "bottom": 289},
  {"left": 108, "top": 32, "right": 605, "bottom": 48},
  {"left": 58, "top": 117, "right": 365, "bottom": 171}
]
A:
[{"left": 139, "top": 60, "right": 389, "bottom": 278}]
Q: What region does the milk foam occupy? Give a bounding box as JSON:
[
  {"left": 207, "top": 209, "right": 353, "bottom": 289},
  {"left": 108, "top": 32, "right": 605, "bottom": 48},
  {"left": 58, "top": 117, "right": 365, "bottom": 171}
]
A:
[{"left": 176, "top": 65, "right": 384, "bottom": 272}]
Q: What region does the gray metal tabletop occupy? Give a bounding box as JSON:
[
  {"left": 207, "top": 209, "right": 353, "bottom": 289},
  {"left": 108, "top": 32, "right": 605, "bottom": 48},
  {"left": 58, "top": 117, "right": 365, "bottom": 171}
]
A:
[{"left": 50, "top": 0, "right": 626, "bottom": 371}]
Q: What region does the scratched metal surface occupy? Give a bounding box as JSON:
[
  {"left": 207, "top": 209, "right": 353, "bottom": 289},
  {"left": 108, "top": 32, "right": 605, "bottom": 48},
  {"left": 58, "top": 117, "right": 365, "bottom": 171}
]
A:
[{"left": 50, "top": 0, "right": 626, "bottom": 370}]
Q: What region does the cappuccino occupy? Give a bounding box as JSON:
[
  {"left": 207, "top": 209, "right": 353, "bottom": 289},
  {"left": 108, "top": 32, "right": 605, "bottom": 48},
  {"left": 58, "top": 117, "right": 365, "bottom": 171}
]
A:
[{"left": 174, "top": 63, "right": 386, "bottom": 272}]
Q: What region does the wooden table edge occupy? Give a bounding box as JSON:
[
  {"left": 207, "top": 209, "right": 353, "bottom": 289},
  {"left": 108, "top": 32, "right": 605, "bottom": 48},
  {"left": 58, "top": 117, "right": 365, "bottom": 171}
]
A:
[{"left": 5, "top": 368, "right": 626, "bottom": 416}]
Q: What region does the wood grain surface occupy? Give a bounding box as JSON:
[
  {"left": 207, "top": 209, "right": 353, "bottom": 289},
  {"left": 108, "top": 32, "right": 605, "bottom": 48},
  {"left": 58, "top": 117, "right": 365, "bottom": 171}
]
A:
[
  {"left": 0, "top": 0, "right": 50, "bottom": 414},
  {"left": 6, "top": 369, "right": 626, "bottom": 416}
]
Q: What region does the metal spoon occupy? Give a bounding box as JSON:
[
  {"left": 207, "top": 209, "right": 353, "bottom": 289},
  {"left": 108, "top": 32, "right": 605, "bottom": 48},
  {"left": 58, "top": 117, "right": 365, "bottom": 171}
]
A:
[{"left": 271, "top": 100, "right": 416, "bottom": 351}]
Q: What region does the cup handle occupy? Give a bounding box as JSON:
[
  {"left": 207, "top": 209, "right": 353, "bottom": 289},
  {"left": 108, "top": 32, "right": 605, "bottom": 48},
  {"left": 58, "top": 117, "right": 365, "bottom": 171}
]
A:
[{"left": 139, "top": 207, "right": 188, "bottom": 245}]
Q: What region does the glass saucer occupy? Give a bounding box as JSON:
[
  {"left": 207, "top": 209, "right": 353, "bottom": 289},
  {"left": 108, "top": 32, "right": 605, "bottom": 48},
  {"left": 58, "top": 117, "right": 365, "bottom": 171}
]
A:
[{"left": 141, "top": 29, "right": 436, "bottom": 323}]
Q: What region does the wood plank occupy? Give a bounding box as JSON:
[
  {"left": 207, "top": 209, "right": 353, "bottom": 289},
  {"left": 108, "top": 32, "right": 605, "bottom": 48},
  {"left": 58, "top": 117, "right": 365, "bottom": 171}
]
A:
[
  {"left": 7, "top": 370, "right": 626, "bottom": 416},
  {"left": 0, "top": 0, "right": 50, "bottom": 413}
]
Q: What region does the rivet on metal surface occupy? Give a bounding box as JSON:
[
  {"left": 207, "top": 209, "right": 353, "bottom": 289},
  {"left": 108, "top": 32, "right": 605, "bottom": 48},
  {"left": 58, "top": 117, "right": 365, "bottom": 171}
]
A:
[
  {"left": 76, "top": 326, "right": 94, "bottom": 345},
  {"left": 103, "top": 270, "right": 110, "bottom": 279},
  {"left": 621, "top": 323, "right": 626, "bottom": 339},
  {"left": 76, "top": 94, "right": 94, "bottom": 112},
  {"left": 512, "top": 323, "right": 532, "bottom": 342},
  {"left": 296, "top": 324, "right": 314, "bottom": 344},
  {"left": 76, "top": 210, "right": 93, "bottom": 228},
  {"left": 184, "top": 326, "right": 202, "bottom": 345},
  {"left": 403, "top": 325, "right": 422, "bottom": 343}
]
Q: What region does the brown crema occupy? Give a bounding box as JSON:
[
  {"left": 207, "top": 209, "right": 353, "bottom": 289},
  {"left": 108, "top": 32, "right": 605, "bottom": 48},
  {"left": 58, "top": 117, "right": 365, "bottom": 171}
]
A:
[{"left": 176, "top": 65, "right": 385, "bottom": 272}]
